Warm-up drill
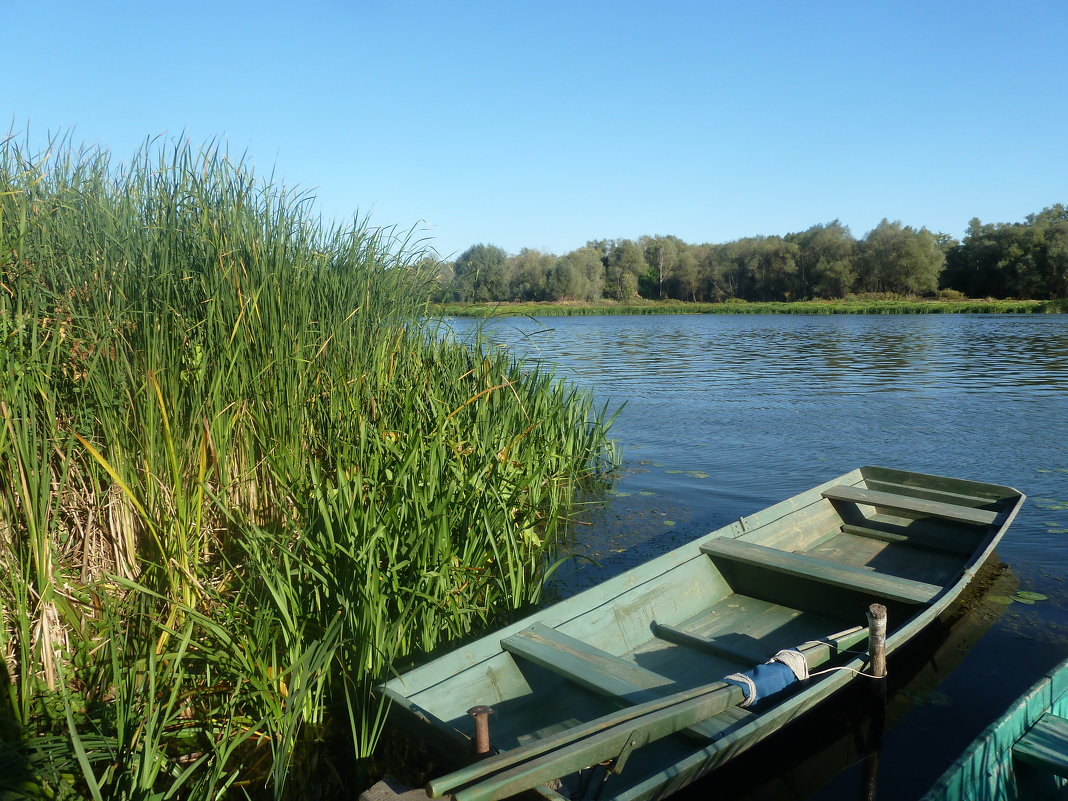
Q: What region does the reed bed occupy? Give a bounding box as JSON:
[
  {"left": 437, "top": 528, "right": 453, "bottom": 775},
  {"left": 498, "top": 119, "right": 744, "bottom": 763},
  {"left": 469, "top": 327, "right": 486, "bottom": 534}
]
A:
[
  {"left": 437, "top": 298, "right": 1056, "bottom": 317},
  {"left": 0, "top": 135, "right": 617, "bottom": 799}
]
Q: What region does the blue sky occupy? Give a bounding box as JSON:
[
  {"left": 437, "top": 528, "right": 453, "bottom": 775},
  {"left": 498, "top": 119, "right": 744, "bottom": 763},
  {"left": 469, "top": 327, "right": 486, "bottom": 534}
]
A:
[{"left": 5, "top": 0, "right": 1066, "bottom": 259}]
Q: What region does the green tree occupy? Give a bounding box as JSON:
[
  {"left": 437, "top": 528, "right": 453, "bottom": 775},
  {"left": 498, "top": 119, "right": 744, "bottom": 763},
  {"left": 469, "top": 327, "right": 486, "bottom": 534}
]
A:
[
  {"left": 729, "top": 236, "right": 801, "bottom": 300},
  {"left": 640, "top": 235, "right": 681, "bottom": 299},
  {"left": 788, "top": 221, "right": 856, "bottom": 298},
  {"left": 604, "top": 240, "right": 647, "bottom": 300},
  {"left": 509, "top": 248, "right": 555, "bottom": 301},
  {"left": 452, "top": 243, "right": 510, "bottom": 301},
  {"left": 559, "top": 247, "right": 606, "bottom": 301},
  {"left": 672, "top": 246, "right": 701, "bottom": 300},
  {"left": 857, "top": 220, "right": 944, "bottom": 295}
]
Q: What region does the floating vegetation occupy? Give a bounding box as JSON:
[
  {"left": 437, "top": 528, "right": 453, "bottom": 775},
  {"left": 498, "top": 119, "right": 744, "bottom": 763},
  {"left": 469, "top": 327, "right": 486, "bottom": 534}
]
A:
[
  {"left": 663, "top": 520, "right": 677, "bottom": 526},
  {"left": 1033, "top": 497, "right": 1068, "bottom": 511},
  {"left": 663, "top": 468, "right": 709, "bottom": 478},
  {"left": 638, "top": 491, "right": 656, "bottom": 496},
  {"left": 988, "top": 591, "right": 1050, "bottom": 606},
  {"left": 1016, "top": 591, "right": 1050, "bottom": 602}
]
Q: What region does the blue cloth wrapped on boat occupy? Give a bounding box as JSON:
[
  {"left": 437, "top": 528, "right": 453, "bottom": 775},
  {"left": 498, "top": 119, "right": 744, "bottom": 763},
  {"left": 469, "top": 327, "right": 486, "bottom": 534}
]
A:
[{"left": 723, "top": 649, "right": 808, "bottom": 708}]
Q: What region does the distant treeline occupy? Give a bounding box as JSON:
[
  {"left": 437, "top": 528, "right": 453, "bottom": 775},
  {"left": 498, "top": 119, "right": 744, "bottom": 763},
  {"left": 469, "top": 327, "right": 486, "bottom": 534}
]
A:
[{"left": 432, "top": 205, "right": 1068, "bottom": 303}]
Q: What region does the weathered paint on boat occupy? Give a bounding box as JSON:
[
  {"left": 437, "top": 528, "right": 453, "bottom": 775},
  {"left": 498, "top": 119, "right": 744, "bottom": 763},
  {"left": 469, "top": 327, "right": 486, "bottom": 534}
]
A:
[
  {"left": 380, "top": 466, "right": 1025, "bottom": 801},
  {"left": 923, "top": 657, "right": 1068, "bottom": 801}
]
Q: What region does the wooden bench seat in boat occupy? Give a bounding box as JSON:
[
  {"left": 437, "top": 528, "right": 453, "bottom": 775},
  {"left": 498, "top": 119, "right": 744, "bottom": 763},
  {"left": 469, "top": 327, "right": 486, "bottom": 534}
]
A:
[
  {"left": 839, "top": 523, "right": 974, "bottom": 556},
  {"left": 1013, "top": 712, "right": 1068, "bottom": 779},
  {"left": 821, "top": 485, "right": 998, "bottom": 527},
  {"left": 700, "top": 538, "right": 942, "bottom": 605},
  {"left": 862, "top": 478, "right": 1000, "bottom": 508},
  {"left": 501, "top": 623, "right": 747, "bottom": 741}
]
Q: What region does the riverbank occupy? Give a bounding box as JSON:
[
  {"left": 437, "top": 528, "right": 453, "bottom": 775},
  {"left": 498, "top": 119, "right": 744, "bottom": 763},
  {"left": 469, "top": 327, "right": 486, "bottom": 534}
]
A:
[{"left": 436, "top": 297, "right": 1067, "bottom": 317}]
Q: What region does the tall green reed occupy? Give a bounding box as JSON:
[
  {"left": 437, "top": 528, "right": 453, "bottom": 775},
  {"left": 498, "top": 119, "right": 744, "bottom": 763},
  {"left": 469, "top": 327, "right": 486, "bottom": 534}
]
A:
[{"left": 0, "top": 133, "right": 617, "bottom": 799}]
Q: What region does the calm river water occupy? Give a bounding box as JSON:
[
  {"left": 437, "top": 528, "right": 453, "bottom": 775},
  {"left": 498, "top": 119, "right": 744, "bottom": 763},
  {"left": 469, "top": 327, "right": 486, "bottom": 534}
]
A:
[{"left": 448, "top": 313, "right": 1068, "bottom": 800}]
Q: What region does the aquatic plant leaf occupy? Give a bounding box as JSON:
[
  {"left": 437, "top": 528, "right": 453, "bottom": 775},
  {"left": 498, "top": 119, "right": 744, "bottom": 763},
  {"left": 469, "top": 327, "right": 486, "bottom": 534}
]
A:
[
  {"left": 987, "top": 595, "right": 1015, "bottom": 605},
  {"left": 1015, "top": 591, "right": 1049, "bottom": 601}
]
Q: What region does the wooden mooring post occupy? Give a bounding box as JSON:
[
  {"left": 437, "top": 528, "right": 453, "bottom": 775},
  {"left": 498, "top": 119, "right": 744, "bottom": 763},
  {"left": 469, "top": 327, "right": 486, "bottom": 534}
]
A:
[
  {"left": 866, "top": 603, "right": 888, "bottom": 696},
  {"left": 862, "top": 603, "right": 888, "bottom": 800}
]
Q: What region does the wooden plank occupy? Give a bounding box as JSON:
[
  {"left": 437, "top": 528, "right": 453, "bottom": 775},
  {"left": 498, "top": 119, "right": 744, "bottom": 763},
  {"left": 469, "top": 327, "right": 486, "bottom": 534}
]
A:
[
  {"left": 700, "top": 538, "right": 942, "bottom": 605},
  {"left": 652, "top": 622, "right": 772, "bottom": 664},
  {"left": 501, "top": 623, "right": 728, "bottom": 741},
  {"left": 863, "top": 478, "right": 1001, "bottom": 507},
  {"left": 822, "top": 485, "right": 998, "bottom": 527},
  {"left": 840, "top": 523, "right": 975, "bottom": 556},
  {"left": 654, "top": 622, "right": 868, "bottom": 668},
  {"left": 1013, "top": 713, "right": 1068, "bottom": 778}
]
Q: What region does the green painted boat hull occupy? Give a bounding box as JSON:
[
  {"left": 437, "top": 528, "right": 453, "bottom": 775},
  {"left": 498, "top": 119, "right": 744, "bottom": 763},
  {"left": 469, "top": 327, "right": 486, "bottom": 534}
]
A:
[
  {"left": 380, "top": 466, "right": 1025, "bottom": 801},
  {"left": 923, "top": 658, "right": 1068, "bottom": 801}
]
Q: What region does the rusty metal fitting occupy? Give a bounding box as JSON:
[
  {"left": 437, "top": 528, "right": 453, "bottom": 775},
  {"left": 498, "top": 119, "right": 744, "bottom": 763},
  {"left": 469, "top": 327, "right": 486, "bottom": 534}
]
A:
[{"left": 467, "top": 705, "right": 495, "bottom": 756}]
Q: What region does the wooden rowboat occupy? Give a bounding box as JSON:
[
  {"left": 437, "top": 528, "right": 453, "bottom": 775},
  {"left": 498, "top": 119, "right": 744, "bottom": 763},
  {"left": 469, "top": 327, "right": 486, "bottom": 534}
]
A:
[
  {"left": 923, "top": 657, "right": 1068, "bottom": 801},
  {"left": 380, "top": 466, "right": 1024, "bottom": 801}
]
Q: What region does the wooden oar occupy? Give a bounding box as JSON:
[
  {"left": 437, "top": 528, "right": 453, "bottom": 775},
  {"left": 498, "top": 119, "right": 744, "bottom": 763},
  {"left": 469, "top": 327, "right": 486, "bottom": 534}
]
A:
[{"left": 428, "top": 625, "right": 868, "bottom": 801}]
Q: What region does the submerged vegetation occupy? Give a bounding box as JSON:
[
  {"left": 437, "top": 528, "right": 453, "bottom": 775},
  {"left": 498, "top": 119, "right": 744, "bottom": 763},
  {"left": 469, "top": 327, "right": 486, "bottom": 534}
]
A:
[{"left": 0, "top": 135, "right": 617, "bottom": 799}]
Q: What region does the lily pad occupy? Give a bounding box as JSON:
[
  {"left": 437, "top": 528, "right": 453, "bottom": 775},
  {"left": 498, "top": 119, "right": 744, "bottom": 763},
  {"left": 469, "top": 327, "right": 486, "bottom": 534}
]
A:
[
  {"left": 987, "top": 595, "right": 1015, "bottom": 605},
  {"left": 1013, "top": 597, "right": 1036, "bottom": 605},
  {"left": 1015, "top": 591, "right": 1049, "bottom": 602},
  {"left": 1035, "top": 501, "right": 1068, "bottom": 511},
  {"left": 687, "top": 471, "right": 710, "bottom": 479},
  {"left": 1048, "top": 528, "right": 1068, "bottom": 534},
  {"left": 665, "top": 469, "right": 685, "bottom": 475},
  {"left": 611, "top": 491, "right": 632, "bottom": 498},
  {"left": 663, "top": 520, "right": 676, "bottom": 526},
  {"left": 638, "top": 491, "right": 655, "bottom": 496}
]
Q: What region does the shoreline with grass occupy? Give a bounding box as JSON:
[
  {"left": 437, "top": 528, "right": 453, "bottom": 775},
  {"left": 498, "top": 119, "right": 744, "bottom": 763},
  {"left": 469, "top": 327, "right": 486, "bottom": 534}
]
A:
[
  {"left": 0, "top": 136, "right": 618, "bottom": 799},
  {"left": 435, "top": 297, "right": 1068, "bottom": 317}
]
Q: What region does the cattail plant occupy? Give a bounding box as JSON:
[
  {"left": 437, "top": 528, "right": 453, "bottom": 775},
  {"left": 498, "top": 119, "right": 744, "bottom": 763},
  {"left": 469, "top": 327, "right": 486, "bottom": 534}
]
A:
[{"left": 0, "top": 133, "right": 617, "bottom": 799}]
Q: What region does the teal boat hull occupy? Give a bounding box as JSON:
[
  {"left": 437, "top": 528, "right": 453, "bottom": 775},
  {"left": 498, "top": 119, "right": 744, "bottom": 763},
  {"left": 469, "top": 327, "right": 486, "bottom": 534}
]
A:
[{"left": 924, "top": 658, "right": 1068, "bottom": 801}]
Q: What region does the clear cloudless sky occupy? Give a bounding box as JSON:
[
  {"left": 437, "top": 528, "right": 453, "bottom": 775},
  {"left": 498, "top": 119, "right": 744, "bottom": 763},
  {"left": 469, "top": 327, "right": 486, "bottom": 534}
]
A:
[{"left": 4, "top": 0, "right": 1066, "bottom": 259}]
